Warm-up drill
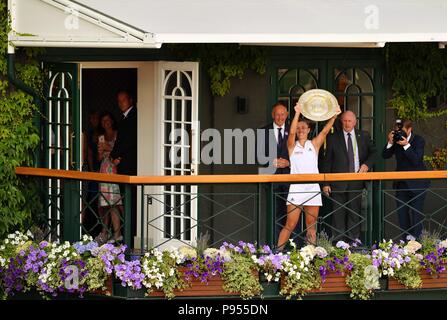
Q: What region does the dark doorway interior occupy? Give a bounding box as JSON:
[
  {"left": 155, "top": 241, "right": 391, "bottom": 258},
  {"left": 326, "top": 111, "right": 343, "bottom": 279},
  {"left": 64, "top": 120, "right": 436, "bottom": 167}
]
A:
[
  {"left": 81, "top": 68, "right": 137, "bottom": 238},
  {"left": 82, "top": 68, "right": 137, "bottom": 127}
]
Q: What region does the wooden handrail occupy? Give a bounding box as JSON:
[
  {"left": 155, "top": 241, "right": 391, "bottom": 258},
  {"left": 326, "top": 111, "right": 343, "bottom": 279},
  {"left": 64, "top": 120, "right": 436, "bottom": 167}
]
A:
[{"left": 14, "top": 166, "right": 447, "bottom": 185}]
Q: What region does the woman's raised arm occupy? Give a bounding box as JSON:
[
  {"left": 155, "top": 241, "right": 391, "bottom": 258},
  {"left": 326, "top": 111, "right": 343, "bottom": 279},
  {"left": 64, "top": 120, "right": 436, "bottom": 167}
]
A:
[
  {"left": 312, "top": 106, "right": 341, "bottom": 151},
  {"left": 288, "top": 103, "right": 301, "bottom": 155}
]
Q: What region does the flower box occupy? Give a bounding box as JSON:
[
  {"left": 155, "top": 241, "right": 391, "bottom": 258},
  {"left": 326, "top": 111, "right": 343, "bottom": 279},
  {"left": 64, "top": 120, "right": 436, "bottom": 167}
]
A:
[
  {"left": 112, "top": 276, "right": 146, "bottom": 298},
  {"left": 280, "top": 271, "right": 350, "bottom": 295},
  {"left": 259, "top": 274, "right": 280, "bottom": 296},
  {"left": 90, "top": 276, "right": 113, "bottom": 296},
  {"left": 309, "top": 272, "right": 350, "bottom": 293},
  {"left": 389, "top": 270, "right": 447, "bottom": 290},
  {"left": 147, "top": 267, "right": 258, "bottom": 298}
]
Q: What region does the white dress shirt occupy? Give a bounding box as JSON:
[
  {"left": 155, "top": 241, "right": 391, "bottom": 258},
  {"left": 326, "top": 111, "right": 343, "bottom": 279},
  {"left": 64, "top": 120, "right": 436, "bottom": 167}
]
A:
[
  {"left": 387, "top": 132, "right": 412, "bottom": 151},
  {"left": 273, "top": 122, "right": 285, "bottom": 144},
  {"left": 122, "top": 106, "right": 134, "bottom": 119},
  {"left": 343, "top": 129, "right": 360, "bottom": 173}
]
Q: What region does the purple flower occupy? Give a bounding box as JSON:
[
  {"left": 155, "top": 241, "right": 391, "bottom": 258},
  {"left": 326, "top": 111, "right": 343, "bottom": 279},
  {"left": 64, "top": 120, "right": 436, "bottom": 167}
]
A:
[{"left": 336, "top": 241, "right": 350, "bottom": 250}]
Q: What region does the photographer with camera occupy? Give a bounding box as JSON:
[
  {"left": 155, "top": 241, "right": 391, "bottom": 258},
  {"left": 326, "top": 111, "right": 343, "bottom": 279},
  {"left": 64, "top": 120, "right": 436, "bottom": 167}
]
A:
[{"left": 382, "top": 119, "right": 430, "bottom": 239}]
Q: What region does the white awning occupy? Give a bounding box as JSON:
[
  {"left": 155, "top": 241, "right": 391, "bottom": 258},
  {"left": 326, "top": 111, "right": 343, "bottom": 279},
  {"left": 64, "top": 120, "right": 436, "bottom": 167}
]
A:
[{"left": 9, "top": 0, "right": 447, "bottom": 49}]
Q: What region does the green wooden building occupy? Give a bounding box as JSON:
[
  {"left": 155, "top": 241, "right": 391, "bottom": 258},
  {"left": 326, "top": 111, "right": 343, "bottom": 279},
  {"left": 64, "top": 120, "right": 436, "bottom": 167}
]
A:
[{"left": 8, "top": 0, "right": 447, "bottom": 251}]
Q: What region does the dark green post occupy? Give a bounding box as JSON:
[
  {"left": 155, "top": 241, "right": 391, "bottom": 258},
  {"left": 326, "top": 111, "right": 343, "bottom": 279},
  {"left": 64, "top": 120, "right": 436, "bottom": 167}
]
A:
[
  {"left": 267, "top": 183, "right": 274, "bottom": 247},
  {"left": 373, "top": 180, "right": 384, "bottom": 243},
  {"left": 255, "top": 183, "right": 261, "bottom": 245},
  {"left": 367, "top": 181, "right": 373, "bottom": 246},
  {"left": 124, "top": 184, "right": 132, "bottom": 247},
  {"left": 63, "top": 179, "right": 80, "bottom": 242},
  {"left": 140, "top": 185, "right": 145, "bottom": 252}
]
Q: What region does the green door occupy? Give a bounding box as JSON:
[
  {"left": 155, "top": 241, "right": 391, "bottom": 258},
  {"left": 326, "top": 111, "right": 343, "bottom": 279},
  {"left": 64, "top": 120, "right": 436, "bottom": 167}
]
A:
[
  {"left": 270, "top": 59, "right": 385, "bottom": 150},
  {"left": 42, "top": 62, "right": 81, "bottom": 242},
  {"left": 269, "top": 56, "right": 385, "bottom": 245}
]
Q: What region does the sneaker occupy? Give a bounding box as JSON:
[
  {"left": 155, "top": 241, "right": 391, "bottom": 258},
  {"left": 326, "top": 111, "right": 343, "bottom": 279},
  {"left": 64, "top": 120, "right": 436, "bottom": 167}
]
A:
[
  {"left": 108, "top": 234, "right": 123, "bottom": 244},
  {"left": 94, "top": 233, "right": 108, "bottom": 246}
]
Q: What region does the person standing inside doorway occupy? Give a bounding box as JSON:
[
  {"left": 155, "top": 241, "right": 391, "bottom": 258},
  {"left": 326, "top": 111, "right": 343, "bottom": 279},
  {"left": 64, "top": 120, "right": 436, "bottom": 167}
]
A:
[
  {"left": 96, "top": 111, "right": 123, "bottom": 244},
  {"left": 110, "top": 91, "right": 137, "bottom": 245}
]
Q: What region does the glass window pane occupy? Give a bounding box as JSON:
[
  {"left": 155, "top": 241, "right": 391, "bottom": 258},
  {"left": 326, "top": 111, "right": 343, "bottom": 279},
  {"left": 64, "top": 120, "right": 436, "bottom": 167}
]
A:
[
  {"left": 164, "top": 71, "right": 177, "bottom": 96},
  {"left": 184, "top": 100, "right": 192, "bottom": 122},
  {"left": 362, "top": 96, "right": 374, "bottom": 117},
  {"left": 279, "top": 69, "right": 297, "bottom": 95},
  {"left": 346, "top": 95, "right": 360, "bottom": 116},
  {"left": 335, "top": 69, "right": 353, "bottom": 93},
  {"left": 290, "top": 85, "right": 305, "bottom": 98},
  {"left": 180, "top": 71, "right": 192, "bottom": 97},
  {"left": 355, "top": 69, "right": 373, "bottom": 93},
  {"left": 361, "top": 119, "right": 373, "bottom": 136},
  {"left": 299, "top": 69, "right": 318, "bottom": 91},
  {"left": 164, "top": 99, "right": 172, "bottom": 121},
  {"left": 175, "top": 99, "right": 182, "bottom": 122}
]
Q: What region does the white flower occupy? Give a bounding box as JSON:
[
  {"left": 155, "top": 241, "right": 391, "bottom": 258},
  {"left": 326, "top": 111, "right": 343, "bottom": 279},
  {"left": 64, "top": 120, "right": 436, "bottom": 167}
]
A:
[
  {"left": 315, "top": 246, "right": 328, "bottom": 258},
  {"left": 415, "top": 253, "right": 423, "bottom": 261},
  {"left": 203, "top": 248, "right": 220, "bottom": 259},
  {"left": 288, "top": 239, "right": 296, "bottom": 248},
  {"left": 300, "top": 245, "right": 317, "bottom": 260},
  {"left": 178, "top": 246, "right": 197, "bottom": 259},
  {"left": 440, "top": 240, "right": 447, "bottom": 249},
  {"left": 404, "top": 240, "right": 422, "bottom": 254},
  {"left": 219, "top": 250, "right": 232, "bottom": 262},
  {"left": 363, "top": 265, "right": 380, "bottom": 290}
]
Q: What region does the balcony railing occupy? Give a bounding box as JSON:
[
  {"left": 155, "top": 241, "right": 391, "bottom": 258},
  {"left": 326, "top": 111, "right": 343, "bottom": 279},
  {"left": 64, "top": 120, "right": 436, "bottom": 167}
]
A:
[{"left": 15, "top": 167, "right": 447, "bottom": 250}]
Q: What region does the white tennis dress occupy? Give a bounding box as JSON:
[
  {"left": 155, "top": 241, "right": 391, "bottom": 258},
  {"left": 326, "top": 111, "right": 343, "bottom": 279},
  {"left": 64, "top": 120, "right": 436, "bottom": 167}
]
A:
[{"left": 287, "top": 140, "right": 323, "bottom": 206}]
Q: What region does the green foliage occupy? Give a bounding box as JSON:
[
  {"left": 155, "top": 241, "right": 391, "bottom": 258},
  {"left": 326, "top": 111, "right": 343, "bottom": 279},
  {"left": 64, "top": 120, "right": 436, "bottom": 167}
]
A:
[
  {"left": 221, "top": 254, "right": 262, "bottom": 299},
  {"left": 393, "top": 258, "right": 422, "bottom": 289},
  {"left": 168, "top": 44, "right": 266, "bottom": 96},
  {"left": 280, "top": 243, "right": 321, "bottom": 300},
  {"left": 315, "top": 230, "right": 333, "bottom": 253},
  {"left": 387, "top": 43, "right": 447, "bottom": 120},
  {"left": 280, "top": 263, "right": 320, "bottom": 300},
  {"left": 424, "top": 144, "right": 447, "bottom": 170},
  {"left": 420, "top": 229, "right": 441, "bottom": 251},
  {"left": 346, "top": 253, "right": 376, "bottom": 300},
  {"left": 141, "top": 250, "right": 187, "bottom": 299},
  {"left": 195, "top": 231, "right": 211, "bottom": 256},
  {"left": 0, "top": 2, "right": 42, "bottom": 237}
]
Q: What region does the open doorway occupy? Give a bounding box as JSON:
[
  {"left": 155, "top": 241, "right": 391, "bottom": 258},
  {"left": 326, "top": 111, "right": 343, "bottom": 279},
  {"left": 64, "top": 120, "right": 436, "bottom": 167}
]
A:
[{"left": 81, "top": 68, "right": 137, "bottom": 239}]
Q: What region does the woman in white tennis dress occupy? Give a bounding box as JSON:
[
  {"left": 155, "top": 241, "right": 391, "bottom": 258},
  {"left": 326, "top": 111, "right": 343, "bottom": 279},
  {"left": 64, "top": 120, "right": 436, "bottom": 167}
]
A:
[{"left": 277, "top": 102, "right": 341, "bottom": 248}]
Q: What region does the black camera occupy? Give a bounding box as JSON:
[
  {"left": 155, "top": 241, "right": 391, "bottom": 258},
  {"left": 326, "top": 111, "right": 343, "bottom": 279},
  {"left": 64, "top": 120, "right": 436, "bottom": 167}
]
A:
[{"left": 392, "top": 119, "right": 407, "bottom": 143}]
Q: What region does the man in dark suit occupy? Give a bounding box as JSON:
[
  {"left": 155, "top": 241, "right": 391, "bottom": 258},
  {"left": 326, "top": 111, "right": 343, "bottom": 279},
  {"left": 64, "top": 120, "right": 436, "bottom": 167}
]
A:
[
  {"left": 321, "top": 110, "right": 376, "bottom": 242},
  {"left": 110, "top": 90, "right": 137, "bottom": 245},
  {"left": 382, "top": 120, "right": 429, "bottom": 239},
  {"left": 111, "top": 91, "right": 137, "bottom": 175},
  {"left": 259, "top": 102, "right": 290, "bottom": 241}
]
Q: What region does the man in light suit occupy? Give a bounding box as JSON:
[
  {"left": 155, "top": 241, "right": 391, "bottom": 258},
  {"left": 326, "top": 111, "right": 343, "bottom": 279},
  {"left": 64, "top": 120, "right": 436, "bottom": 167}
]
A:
[
  {"left": 259, "top": 102, "right": 290, "bottom": 241},
  {"left": 382, "top": 120, "right": 429, "bottom": 239},
  {"left": 321, "top": 111, "right": 376, "bottom": 242}
]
